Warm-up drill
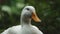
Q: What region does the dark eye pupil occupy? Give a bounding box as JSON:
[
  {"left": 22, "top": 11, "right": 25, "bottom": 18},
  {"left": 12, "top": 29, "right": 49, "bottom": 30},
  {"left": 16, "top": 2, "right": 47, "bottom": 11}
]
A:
[{"left": 26, "top": 8, "right": 29, "bottom": 10}]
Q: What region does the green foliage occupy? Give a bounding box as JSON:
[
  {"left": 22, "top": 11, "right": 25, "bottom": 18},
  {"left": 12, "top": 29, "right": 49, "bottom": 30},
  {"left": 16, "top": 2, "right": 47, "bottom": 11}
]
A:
[
  {"left": 25, "top": 0, "right": 60, "bottom": 34},
  {"left": 0, "top": 0, "right": 60, "bottom": 34},
  {"left": 0, "top": 0, "right": 25, "bottom": 33}
]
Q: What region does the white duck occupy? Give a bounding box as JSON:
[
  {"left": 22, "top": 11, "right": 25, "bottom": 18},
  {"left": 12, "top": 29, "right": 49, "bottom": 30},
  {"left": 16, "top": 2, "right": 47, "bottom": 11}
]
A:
[{"left": 1, "top": 6, "right": 43, "bottom": 34}]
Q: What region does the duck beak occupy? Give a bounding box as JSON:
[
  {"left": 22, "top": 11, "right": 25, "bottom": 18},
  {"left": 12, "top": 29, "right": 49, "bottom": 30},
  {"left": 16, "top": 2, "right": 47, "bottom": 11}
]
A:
[{"left": 32, "top": 11, "right": 41, "bottom": 22}]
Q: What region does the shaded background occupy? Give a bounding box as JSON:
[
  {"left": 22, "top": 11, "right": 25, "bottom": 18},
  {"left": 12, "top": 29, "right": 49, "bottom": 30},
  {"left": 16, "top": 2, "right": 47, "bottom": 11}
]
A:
[{"left": 0, "top": 0, "right": 60, "bottom": 34}]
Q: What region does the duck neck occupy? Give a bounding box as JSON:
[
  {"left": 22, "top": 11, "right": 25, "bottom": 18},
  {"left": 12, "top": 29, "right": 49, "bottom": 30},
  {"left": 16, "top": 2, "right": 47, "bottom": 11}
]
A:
[{"left": 20, "top": 16, "right": 31, "bottom": 27}]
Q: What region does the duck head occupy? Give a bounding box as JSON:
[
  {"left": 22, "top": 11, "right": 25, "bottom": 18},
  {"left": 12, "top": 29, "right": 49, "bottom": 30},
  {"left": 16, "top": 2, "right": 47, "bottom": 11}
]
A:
[{"left": 21, "top": 6, "right": 41, "bottom": 25}]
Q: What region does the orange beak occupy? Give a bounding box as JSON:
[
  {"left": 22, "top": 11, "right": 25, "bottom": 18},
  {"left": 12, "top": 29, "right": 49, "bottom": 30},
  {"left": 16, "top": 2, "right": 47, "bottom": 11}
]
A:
[{"left": 32, "top": 11, "right": 41, "bottom": 22}]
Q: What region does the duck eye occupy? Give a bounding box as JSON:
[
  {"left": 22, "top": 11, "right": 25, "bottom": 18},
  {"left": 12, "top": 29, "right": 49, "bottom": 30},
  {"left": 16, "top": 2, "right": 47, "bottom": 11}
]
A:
[{"left": 26, "top": 8, "right": 30, "bottom": 10}]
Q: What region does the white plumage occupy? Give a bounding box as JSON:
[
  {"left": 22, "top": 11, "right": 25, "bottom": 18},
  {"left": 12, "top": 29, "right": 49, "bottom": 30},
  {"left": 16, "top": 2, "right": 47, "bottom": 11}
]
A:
[{"left": 1, "top": 6, "right": 43, "bottom": 34}]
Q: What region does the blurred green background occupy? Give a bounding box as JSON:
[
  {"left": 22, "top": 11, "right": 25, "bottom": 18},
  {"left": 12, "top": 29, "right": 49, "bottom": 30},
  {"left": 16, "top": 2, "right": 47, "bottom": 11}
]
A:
[{"left": 0, "top": 0, "right": 60, "bottom": 34}]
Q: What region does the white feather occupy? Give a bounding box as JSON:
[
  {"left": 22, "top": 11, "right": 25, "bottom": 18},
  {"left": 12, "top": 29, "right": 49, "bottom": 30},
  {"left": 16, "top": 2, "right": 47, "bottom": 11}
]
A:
[{"left": 1, "top": 6, "right": 43, "bottom": 34}]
